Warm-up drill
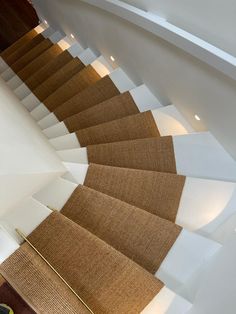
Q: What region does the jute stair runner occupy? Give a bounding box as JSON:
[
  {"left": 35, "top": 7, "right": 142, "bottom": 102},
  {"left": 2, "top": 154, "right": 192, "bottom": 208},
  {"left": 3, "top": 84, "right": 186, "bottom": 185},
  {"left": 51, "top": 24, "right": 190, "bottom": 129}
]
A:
[
  {"left": 64, "top": 91, "right": 139, "bottom": 132},
  {"left": 42, "top": 65, "right": 102, "bottom": 112},
  {"left": 32, "top": 57, "right": 85, "bottom": 101},
  {"left": 54, "top": 76, "right": 120, "bottom": 120},
  {"left": 84, "top": 164, "right": 186, "bottom": 222},
  {"left": 87, "top": 137, "right": 177, "bottom": 173},
  {"left": 10, "top": 39, "right": 53, "bottom": 73},
  {"left": 17, "top": 44, "right": 63, "bottom": 81},
  {"left": 61, "top": 185, "right": 182, "bottom": 273},
  {"left": 1, "top": 29, "right": 38, "bottom": 60},
  {"left": 0, "top": 243, "right": 90, "bottom": 314},
  {"left": 76, "top": 111, "right": 160, "bottom": 147},
  {"left": 3, "top": 33, "right": 44, "bottom": 65},
  {"left": 24, "top": 50, "right": 73, "bottom": 90},
  {"left": 0, "top": 281, "right": 35, "bottom": 314},
  {"left": 1, "top": 212, "right": 163, "bottom": 313}
]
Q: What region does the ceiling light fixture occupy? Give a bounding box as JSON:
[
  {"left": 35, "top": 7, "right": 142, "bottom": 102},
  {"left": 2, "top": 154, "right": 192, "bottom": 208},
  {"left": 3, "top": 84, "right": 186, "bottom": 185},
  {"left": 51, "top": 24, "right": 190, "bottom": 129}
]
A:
[
  {"left": 110, "top": 56, "right": 115, "bottom": 62},
  {"left": 70, "top": 33, "right": 75, "bottom": 39},
  {"left": 44, "top": 20, "right": 48, "bottom": 25},
  {"left": 194, "top": 114, "right": 201, "bottom": 121}
]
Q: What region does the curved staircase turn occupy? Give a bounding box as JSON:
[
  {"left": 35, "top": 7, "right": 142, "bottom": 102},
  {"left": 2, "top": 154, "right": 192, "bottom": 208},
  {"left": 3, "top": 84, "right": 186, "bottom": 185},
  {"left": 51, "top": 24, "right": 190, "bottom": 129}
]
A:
[{"left": 1, "top": 25, "right": 236, "bottom": 314}]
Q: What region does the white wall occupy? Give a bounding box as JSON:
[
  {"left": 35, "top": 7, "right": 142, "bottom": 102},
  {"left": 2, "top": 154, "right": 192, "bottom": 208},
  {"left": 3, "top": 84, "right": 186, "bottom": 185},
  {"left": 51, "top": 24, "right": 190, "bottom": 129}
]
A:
[
  {"left": 33, "top": 0, "right": 236, "bottom": 160},
  {"left": 0, "top": 77, "right": 65, "bottom": 214},
  {"left": 187, "top": 233, "right": 236, "bottom": 314},
  {"left": 122, "top": 0, "right": 236, "bottom": 57}
]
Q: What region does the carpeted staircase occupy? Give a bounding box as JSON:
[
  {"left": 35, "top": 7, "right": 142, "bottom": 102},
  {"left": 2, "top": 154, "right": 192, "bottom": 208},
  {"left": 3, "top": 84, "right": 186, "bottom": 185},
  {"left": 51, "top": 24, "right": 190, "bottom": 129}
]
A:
[{"left": 1, "top": 24, "right": 236, "bottom": 313}]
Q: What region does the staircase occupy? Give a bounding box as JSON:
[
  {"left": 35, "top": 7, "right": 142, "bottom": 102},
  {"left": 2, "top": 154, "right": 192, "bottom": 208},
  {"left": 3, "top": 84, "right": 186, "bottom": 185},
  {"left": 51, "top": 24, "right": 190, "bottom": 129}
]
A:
[{"left": 1, "top": 24, "right": 236, "bottom": 313}]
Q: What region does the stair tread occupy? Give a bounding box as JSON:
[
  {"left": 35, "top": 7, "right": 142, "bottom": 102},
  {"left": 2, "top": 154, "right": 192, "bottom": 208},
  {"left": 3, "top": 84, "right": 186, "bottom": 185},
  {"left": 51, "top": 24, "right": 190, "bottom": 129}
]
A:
[
  {"left": 84, "top": 163, "right": 185, "bottom": 222},
  {"left": 33, "top": 57, "right": 85, "bottom": 101},
  {"left": 87, "top": 136, "right": 177, "bottom": 173},
  {"left": 54, "top": 76, "right": 120, "bottom": 120},
  {"left": 1, "top": 29, "right": 38, "bottom": 60},
  {"left": 43, "top": 65, "right": 101, "bottom": 112},
  {"left": 1, "top": 243, "right": 90, "bottom": 314},
  {"left": 24, "top": 50, "right": 73, "bottom": 90},
  {"left": 3, "top": 32, "right": 44, "bottom": 65},
  {"left": 61, "top": 184, "right": 182, "bottom": 273},
  {"left": 76, "top": 111, "right": 160, "bottom": 146},
  {"left": 17, "top": 44, "right": 63, "bottom": 81},
  {"left": 64, "top": 91, "right": 139, "bottom": 132},
  {"left": 2, "top": 211, "right": 163, "bottom": 314}
]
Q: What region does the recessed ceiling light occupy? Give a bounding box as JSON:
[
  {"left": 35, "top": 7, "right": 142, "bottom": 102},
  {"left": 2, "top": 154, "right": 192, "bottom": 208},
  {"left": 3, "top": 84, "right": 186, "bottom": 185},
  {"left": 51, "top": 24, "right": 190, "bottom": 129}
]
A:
[
  {"left": 110, "top": 56, "right": 115, "bottom": 62},
  {"left": 70, "top": 33, "right": 75, "bottom": 39},
  {"left": 194, "top": 114, "right": 201, "bottom": 121},
  {"left": 44, "top": 20, "right": 48, "bottom": 25}
]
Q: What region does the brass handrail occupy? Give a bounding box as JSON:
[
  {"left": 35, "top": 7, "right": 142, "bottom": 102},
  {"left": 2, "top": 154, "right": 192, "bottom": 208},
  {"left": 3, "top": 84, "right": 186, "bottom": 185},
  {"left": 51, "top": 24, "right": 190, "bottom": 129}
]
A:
[{"left": 16, "top": 228, "right": 95, "bottom": 314}]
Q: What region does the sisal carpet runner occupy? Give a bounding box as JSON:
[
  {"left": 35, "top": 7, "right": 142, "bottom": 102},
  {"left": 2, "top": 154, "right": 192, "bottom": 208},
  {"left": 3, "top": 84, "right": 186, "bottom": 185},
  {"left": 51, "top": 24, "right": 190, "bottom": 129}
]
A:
[
  {"left": 61, "top": 185, "right": 182, "bottom": 273},
  {"left": 0, "top": 281, "right": 35, "bottom": 314},
  {"left": 43, "top": 65, "right": 101, "bottom": 112},
  {"left": 11, "top": 39, "right": 53, "bottom": 73},
  {"left": 54, "top": 76, "right": 120, "bottom": 120},
  {"left": 1, "top": 29, "right": 38, "bottom": 60},
  {"left": 24, "top": 50, "right": 73, "bottom": 90},
  {"left": 1, "top": 244, "right": 89, "bottom": 314},
  {"left": 76, "top": 111, "right": 160, "bottom": 147},
  {"left": 84, "top": 164, "right": 186, "bottom": 222},
  {"left": 87, "top": 136, "right": 177, "bottom": 173},
  {"left": 5, "top": 212, "right": 163, "bottom": 314},
  {"left": 17, "top": 44, "right": 63, "bottom": 81},
  {"left": 4, "top": 34, "right": 44, "bottom": 65},
  {"left": 64, "top": 91, "right": 139, "bottom": 133},
  {"left": 33, "top": 57, "right": 85, "bottom": 101}
]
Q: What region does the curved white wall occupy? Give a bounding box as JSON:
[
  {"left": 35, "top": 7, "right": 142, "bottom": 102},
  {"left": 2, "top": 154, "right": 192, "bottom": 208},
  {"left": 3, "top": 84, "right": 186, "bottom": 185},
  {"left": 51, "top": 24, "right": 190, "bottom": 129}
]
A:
[
  {"left": 0, "top": 77, "right": 65, "bottom": 214},
  {"left": 123, "top": 0, "right": 236, "bottom": 56}
]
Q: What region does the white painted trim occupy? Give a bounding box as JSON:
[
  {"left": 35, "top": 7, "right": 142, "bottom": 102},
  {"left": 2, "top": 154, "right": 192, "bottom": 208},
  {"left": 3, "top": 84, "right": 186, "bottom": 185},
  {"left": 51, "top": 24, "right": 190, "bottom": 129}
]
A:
[
  {"left": 91, "top": 55, "right": 114, "bottom": 77},
  {"left": 41, "top": 27, "right": 56, "bottom": 38},
  {"left": 177, "top": 177, "right": 236, "bottom": 236},
  {"left": 1, "top": 67, "right": 16, "bottom": 81},
  {"left": 62, "top": 162, "right": 89, "bottom": 184},
  {"left": 0, "top": 57, "right": 9, "bottom": 74},
  {"left": 31, "top": 103, "right": 50, "bottom": 120},
  {"left": 81, "top": 0, "right": 236, "bottom": 80},
  {"left": 14, "top": 83, "right": 32, "bottom": 100},
  {"left": 156, "top": 229, "right": 221, "bottom": 290},
  {"left": 43, "top": 121, "right": 69, "bottom": 138},
  {"left": 48, "top": 31, "right": 65, "bottom": 43},
  {"left": 57, "top": 147, "right": 88, "bottom": 164},
  {"left": 78, "top": 48, "right": 98, "bottom": 65},
  {"left": 174, "top": 132, "right": 236, "bottom": 181},
  {"left": 109, "top": 67, "right": 135, "bottom": 92},
  {"left": 33, "top": 177, "right": 77, "bottom": 210},
  {"left": 130, "top": 84, "right": 162, "bottom": 112},
  {"left": 67, "top": 42, "right": 84, "bottom": 57},
  {"left": 0, "top": 226, "right": 19, "bottom": 263},
  {"left": 141, "top": 287, "right": 192, "bottom": 314},
  {"left": 7, "top": 75, "right": 24, "bottom": 90},
  {"left": 21, "top": 93, "right": 41, "bottom": 111},
  {"left": 0, "top": 197, "right": 51, "bottom": 244},
  {"left": 152, "top": 106, "right": 194, "bottom": 136},
  {"left": 38, "top": 112, "right": 60, "bottom": 129},
  {"left": 49, "top": 133, "right": 80, "bottom": 150}
]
